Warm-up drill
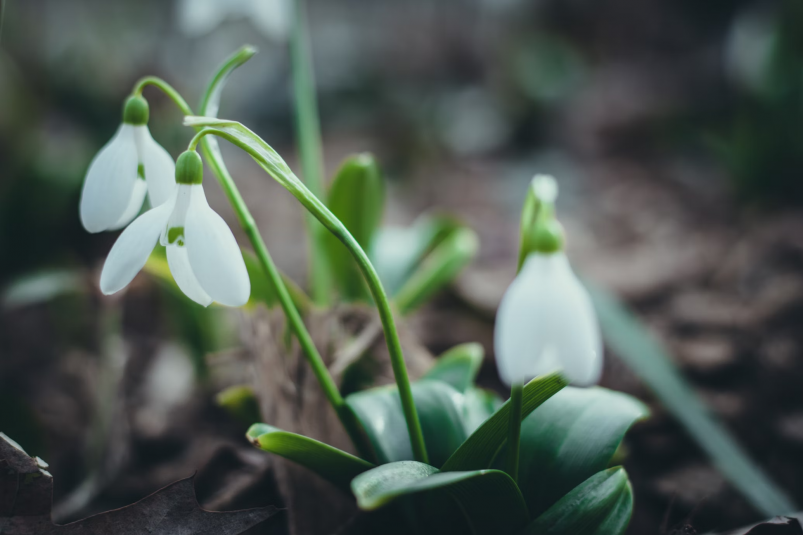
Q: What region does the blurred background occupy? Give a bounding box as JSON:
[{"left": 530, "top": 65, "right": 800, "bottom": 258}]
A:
[{"left": 2, "top": 0, "right": 803, "bottom": 533}]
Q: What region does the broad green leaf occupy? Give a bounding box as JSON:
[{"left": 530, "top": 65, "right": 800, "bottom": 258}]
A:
[
  {"left": 346, "top": 380, "right": 468, "bottom": 467},
  {"left": 394, "top": 227, "right": 478, "bottom": 314},
  {"left": 522, "top": 467, "right": 633, "bottom": 535},
  {"left": 588, "top": 283, "right": 796, "bottom": 516},
  {"left": 441, "top": 372, "right": 567, "bottom": 472},
  {"left": 513, "top": 387, "right": 648, "bottom": 517},
  {"left": 351, "top": 461, "right": 529, "bottom": 535},
  {"left": 421, "top": 343, "right": 484, "bottom": 393},
  {"left": 370, "top": 215, "right": 463, "bottom": 296},
  {"left": 216, "top": 385, "right": 262, "bottom": 427},
  {"left": 462, "top": 387, "right": 504, "bottom": 435},
  {"left": 246, "top": 423, "right": 374, "bottom": 492},
  {"left": 325, "top": 154, "right": 384, "bottom": 301},
  {"left": 242, "top": 249, "right": 310, "bottom": 312}
]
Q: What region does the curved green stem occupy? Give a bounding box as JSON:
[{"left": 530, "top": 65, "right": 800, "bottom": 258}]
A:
[
  {"left": 133, "top": 77, "right": 193, "bottom": 116},
  {"left": 505, "top": 382, "right": 524, "bottom": 483},
  {"left": 188, "top": 126, "right": 429, "bottom": 463},
  {"left": 138, "top": 78, "right": 366, "bottom": 452}
]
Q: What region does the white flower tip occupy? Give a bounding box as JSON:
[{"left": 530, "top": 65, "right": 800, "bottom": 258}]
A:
[{"left": 531, "top": 174, "right": 558, "bottom": 203}]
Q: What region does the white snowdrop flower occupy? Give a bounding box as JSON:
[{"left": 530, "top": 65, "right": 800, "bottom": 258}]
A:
[
  {"left": 79, "top": 95, "right": 176, "bottom": 233},
  {"left": 176, "top": 0, "right": 291, "bottom": 40},
  {"left": 494, "top": 176, "right": 602, "bottom": 386},
  {"left": 99, "top": 151, "right": 250, "bottom": 307}
]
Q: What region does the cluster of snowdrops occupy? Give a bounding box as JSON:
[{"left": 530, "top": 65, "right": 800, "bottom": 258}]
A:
[{"left": 79, "top": 46, "right": 648, "bottom": 535}]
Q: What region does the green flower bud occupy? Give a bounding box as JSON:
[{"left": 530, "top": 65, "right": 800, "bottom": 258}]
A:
[
  {"left": 175, "top": 150, "right": 203, "bottom": 185},
  {"left": 528, "top": 217, "right": 565, "bottom": 254},
  {"left": 122, "top": 95, "right": 149, "bottom": 125}
]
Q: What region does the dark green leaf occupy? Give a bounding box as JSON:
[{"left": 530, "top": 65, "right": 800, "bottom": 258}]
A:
[
  {"left": 351, "top": 461, "right": 529, "bottom": 535},
  {"left": 462, "top": 387, "right": 504, "bottom": 435},
  {"left": 346, "top": 381, "right": 468, "bottom": 467},
  {"left": 421, "top": 343, "right": 484, "bottom": 393},
  {"left": 325, "top": 154, "right": 384, "bottom": 301},
  {"left": 246, "top": 423, "right": 374, "bottom": 492},
  {"left": 513, "top": 386, "right": 648, "bottom": 517},
  {"left": 522, "top": 467, "right": 633, "bottom": 535},
  {"left": 440, "top": 372, "right": 567, "bottom": 472},
  {"left": 588, "top": 283, "right": 796, "bottom": 516},
  {"left": 394, "top": 227, "right": 478, "bottom": 314}
]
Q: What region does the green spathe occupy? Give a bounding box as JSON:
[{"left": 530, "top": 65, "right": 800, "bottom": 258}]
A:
[
  {"left": 176, "top": 151, "right": 203, "bottom": 185},
  {"left": 122, "top": 95, "right": 149, "bottom": 125}
]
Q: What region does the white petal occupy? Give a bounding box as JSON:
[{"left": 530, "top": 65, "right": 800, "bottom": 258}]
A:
[
  {"left": 135, "top": 125, "right": 176, "bottom": 207},
  {"left": 109, "top": 179, "right": 148, "bottom": 230},
  {"left": 249, "top": 0, "right": 291, "bottom": 39},
  {"left": 99, "top": 201, "right": 173, "bottom": 295},
  {"left": 167, "top": 245, "right": 213, "bottom": 307},
  {"left": 80, "top": 124, "right": 139, "bottom": 233},
  {"left": 184, "top": 188, "right": 250, "bottom": 307},
  {"left": 494, "top": 253, "right": 602, "bottom": 387},
  {"left": 175, "top": 0, "right": 225, "bottom": 36}
]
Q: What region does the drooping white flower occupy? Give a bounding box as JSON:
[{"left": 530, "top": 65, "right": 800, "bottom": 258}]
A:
[
  {"left": 176, "top": 0, "right": 291, "bottom": 40},
  {"left": 99, "top": 151, "right": 250, "bottom": 307},
  {"left": 79, "top": 96, "right": 176, "bottom": 233},
  {"left": 494, "top": 175, "right": 602, "bottom": 386}
]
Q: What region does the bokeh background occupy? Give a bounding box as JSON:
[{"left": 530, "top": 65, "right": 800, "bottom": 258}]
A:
[{"left": 2, "top": 0, "right": 803, "bottom": 533}]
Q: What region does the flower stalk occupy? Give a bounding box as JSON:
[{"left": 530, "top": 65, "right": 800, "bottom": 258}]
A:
[
  {"left": 134, "top": 76, "right": 366, "bottom": 451},
  {"left": 187, "top": 123, "right": 429, "bottom": 463},
  {"left": 505, "top": 381, "right": 523, "bottom": 483}
]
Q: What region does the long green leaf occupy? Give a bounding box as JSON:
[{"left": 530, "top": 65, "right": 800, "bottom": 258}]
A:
[
  {"left": 441, "top": 372, "right": 567, "bottom": 472},
  {"left": 462, "top": 388, "right": 504, "bottom": 436},
  {"left": 588, "top": 284, "right": 796, "bottom": 516},
  {"left": 290, "top": 0, "right": 330, "bottom": 305},
  {"left": 246, "top": 423, "right": 374, "bottom": 491},
  {"left": 421, "top": 343, "right": 484, "bottom": 393},
  {"left": 325, "top": 154, "right": 384, "bottom": 301},
  {"left": 199, "top": 45, "right": 257, "bottom": 117},
  {"left": 351, "top": 461, "right": 529, "bottom": 535},
  {"left": 522, "top": 467, "right": 633, "bottom": 535},
  {"left": 346, "top": 380, "right": 468, "bottom": 467},
  {"left": 395, "top": 227, "right": 478, "bottom": 314},
  {"left": 513, "top": 386, "right": 648, "bottom": 517}
]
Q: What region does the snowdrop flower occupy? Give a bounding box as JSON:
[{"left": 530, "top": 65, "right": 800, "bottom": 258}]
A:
[
  {"left": 80, "top": 95, "right": 176, "bottom": 233},
  {"left": 99, "top": 151, "right": 250, "bottom": 307},
  {"left": 494, "top": 175, "right": 602, "bottom": 386},
  {"left": 176, "top": 0, "right": 291, "bottom": 40}
]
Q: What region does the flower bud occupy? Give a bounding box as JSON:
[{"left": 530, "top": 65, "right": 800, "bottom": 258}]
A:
[
  {"left": 122, "top": 95, "right": 149, "bottom": 125},
  {"left": 175, "top": 151, "right": 203, "bottom": 185}
]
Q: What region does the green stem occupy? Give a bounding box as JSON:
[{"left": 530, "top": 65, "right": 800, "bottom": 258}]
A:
[
  {"left": 291, "top": 0, "right": 331, "bottom": 306},
  {"left": 138, "top": 78, "right": 365, "bottom": 450},
  {"left": 133, "top": 77, "right": 193, "bottom": 115},
  {"left": 189, "top": 127, "right": 429, "bottom": 464},
  {"left": 505, "top": 382, "right": 523, "bottom": 483}
]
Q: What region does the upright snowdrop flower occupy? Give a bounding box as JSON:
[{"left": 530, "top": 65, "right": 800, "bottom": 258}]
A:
[
  {"left": 494, "top": 175, "right": 602, "bottom": 386},
  {"left": 80, "top": 95, "right": 176, "bottom": 233},
  {"left": 99, "top": 151, "right": 250, "bottom": 307}
]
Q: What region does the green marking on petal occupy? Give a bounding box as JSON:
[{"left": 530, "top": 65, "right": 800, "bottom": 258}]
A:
[
  {"left": 137, "top": 163, "right": 145, "bottom": 181},
  {"left": 168, "top": 227, "right": 185, "bottom": 246}
]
